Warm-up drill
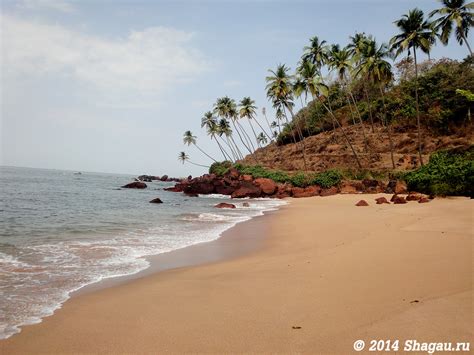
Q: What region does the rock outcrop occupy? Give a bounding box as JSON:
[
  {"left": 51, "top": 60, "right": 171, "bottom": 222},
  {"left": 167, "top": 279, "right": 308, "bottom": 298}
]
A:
[
  {"left": 149, "top": 197, "right": 163, "bottom": 203},
  {"left": 215, "top": 203, "right": 236, "bottom": 209},
  {"left": 122, "top": 181, "right": 147, "bottom": 189},
  {"left": 355, "top": 200, "right": 369, "bottom": 206}
]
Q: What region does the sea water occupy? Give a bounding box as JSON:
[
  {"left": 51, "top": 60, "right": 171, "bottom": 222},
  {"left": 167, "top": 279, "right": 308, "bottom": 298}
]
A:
[{"left": 0, "top": 166, "right": 285, "bottom": 339}]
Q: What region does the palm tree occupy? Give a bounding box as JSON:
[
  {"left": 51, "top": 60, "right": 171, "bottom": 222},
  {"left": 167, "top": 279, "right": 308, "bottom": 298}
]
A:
[
  {"left": 348, "top": 32, "right": 376, "bottom": 132},
  {"left": 430, "top": 0, "right": 474, "bottom": 56},
  {"left": 183, "top": 130, "right": 217, "bottom": 163},
  {"left": 239, "top": 97, "right": 272, "bottom": 144},
  {"left": 178, "top": 151, "right": 209, "bottom": 168},
  {"left": 257, "top": 132, "right": 268, "bottom": 146},
  {"left": 328, "top": 44, "right": 369, "bottom": 151},
  {"left": 214, "top": 97, "right": 254, "bottom": 156},
  {"left": 201, "top": 111, "right": 231, "bottom": 161},
  {"left": 357, "top": 39, "right": 396, "bottom": 169},
  {"left": 390, "top": 8, "right": 436, "bottom": 166},
  {"left": 266, "top": 64, "right": 308, "bottom": 170},
  {"left": 302, "top": 36, "right": 329, "bottom": 71},
  {"left": 261, "top": 107, "right": 274, "bottom": 141},
  {"left": 217, "top": 118, "right": 242, "bottom": 160}
]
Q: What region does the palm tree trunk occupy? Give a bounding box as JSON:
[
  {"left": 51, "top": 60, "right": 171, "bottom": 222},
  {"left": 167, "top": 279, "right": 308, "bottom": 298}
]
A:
[
  {"left": 286, "top": 106, "right": 309, "bottom": 171},
  {"left": 319, "top": 99, "right": 362, "bottom": 169},
  {"left": 262, "top": 111, "right": 274, "bottom": 141},
  {"left": 188, "top": 161, "right": 210, "bottom": 168},
  {"left": 253, "top": 119, "right": 273, "bottom": 142},
  {"left": 229, "top": 135, "right": 244, "bottom": 160},
  {"left": 379, "top": 84, "right": 396, "bottom": 169},
  {"left": 230, "top": 119, "right": 253, "bottom": 156},
  {"left": 363, "top": 82, "right": 375, "bottom": 133},
  {"left": 214, "top": 136, "right": 231, "bottom": 161},
  {"left": 247, "top": 120, "right": 261, "bottom": 148},
  {"left": 222, "top": 136, "right": 238, "bottom": 161},
  {"left": 194, "top": 143, "right": 217, "bottom": 163},
  {"left": 237, "top": 120, "right": 256, "bottom": 152},
  {"left": 413, "top": 49, "right": 424, "bottom": 166},
  {"left": 461, "top": 33, "right": 473, "bottom": 56}
]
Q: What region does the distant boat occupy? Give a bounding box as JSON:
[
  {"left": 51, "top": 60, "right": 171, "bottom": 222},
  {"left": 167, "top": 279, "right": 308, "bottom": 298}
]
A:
[{"left": 73, "top": 172, "right": 82, "bottom": 175}]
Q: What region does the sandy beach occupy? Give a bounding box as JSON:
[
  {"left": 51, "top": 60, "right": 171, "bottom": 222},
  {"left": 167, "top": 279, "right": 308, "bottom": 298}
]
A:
[{"left": 1, "top": 194, "right": 472, "bottom": 354}]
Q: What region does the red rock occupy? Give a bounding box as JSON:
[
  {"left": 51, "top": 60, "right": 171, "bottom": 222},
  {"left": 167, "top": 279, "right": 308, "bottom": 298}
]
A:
[
  {"left": 394, "top": 181, "right": 408, "bottom": 194},
  {"left": 390, "top": 194, "right": 398, "bottom": 202},
  {"left": 149, "top": 198, "right": 163, "bottom": 203},
  {"left": 226, "top": 168, "right": 240, "bottom": 180},
  {"left": 291, "top": 185, "right": 321, "bottom": 198},
  {"left": 393, "top": 196, "right": 407, "bottom": 204},
  {"left": 231, "top": 182, "right": 262, "bottom": 198},
  {"left": 215, "top": 203, "right": 236, "bottom": 209},
  {"left": 339, "top": 181, "right": 358, "bottom": 194},
  {"left": 184, "top": 192, "right": 198, "bottom": 197},
  {"left": 160, "top": 175, "right": 168, "bottom": 181},
  {"left": 320, "top": 186, "right": 338, "bottom": 197},
  {"left": 406, "top": 192, "right": 422, "bottom": 201},
  {"left": 355, "top": 200, "right": 369, "bottom": 206},
  {"left": 184, "top": 182, "right": 215, "bottom": 195},
  {"left": 275, "top": 183, "right": 292, "bottom": 198},
  {"left": 418, "top": 197, "right": 430, "bottom": 203},
  {"left": 164, "top": 184, "right": 186, "bottom": 192},
  {"left": 254, "top": 178, "right": 277, "bottom": 195},
  {"left": 122, "top": 181, "right": 147, "bottom": 189},
  {"left": 375, "top": 197, "right": 390, "bottom": 204},
  {"left": 241, "top": 174, "right": 253, "bottom": 182}
]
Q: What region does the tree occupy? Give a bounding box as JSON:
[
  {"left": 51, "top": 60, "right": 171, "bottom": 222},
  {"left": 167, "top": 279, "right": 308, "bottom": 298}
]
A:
[
  {"left": 391, "top": 8, "right": 436, "bottom": 166},
  {"left": 357, "top": 39, "right": 396, "bottom": 168},
  {"left": 257, "top": 132, "right": 268, "bottom": 146},
  {"left": 201, "top": 111, "right": 231, "bottom": 161},
  {"left": 266, "top": 64, "right": 308, "bottom": 170},
  {"left": 178, "top": 151, "right": 209, "bottom": 168},
  {"left": 183, "top": 130, "right": 217, "bottom": 162},
  {"left": 302, "top": 36, "right": 329, "bottom": 71},
  {"left": 239, "top": 97, "right": 272, "bottom": 145},
  {"left": 430, "top": 0, "right": 474, "bottom": 56}
]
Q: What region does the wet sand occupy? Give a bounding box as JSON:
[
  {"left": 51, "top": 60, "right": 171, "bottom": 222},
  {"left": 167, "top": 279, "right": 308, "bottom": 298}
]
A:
[{"left": 1, "top": 194, "right": 472, "bottom": 354}]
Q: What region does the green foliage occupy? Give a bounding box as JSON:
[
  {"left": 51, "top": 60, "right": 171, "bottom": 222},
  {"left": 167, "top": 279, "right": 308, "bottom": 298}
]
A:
[
  {"left": 309, "top": 169, "right": 343, "bottom": 188},
  {"left": 234, "top": 164, "right": 290, "bottom": 183},
  {"left": 209, "top": 161, "right": 232, "bottom": 176},
  {"left": 403, "top": 147, "right": 474, "bottom": 197}
]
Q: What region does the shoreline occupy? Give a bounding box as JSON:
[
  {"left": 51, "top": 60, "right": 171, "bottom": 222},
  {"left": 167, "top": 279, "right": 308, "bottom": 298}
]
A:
[
  {"left": 74, "top": 201, "right": 287, "bottom": 296},
  {"left": 1, "top": 194, "right": 472, "bottom": 353}
]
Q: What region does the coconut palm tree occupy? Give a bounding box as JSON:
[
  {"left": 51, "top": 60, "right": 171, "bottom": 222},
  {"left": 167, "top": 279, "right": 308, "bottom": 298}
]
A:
[
  {"left": 348, "top": 32, "right": 376, "bottom": 132},
  {"left": 214, "top": 97, "right": 254, "bottom": 156},
  {"left": 257, "top": 132, "right": 268, "bottom": 146},
  {"left": 178, "top": 151, "right": 209, "bottom": 168},
  {"left": 357, "top": 39, "right": 396, "bottom": 169},
  {"left": 327, "top": 44, "right": 369, "bottom": 151},
  {"left": 217, "top": 118, "right": 242, "bottom": 160},
  {"left": 201, "top": 112, "right": 231, "bottom": 161},
  {"left": 302, "top": 36, "right": 329, "bottom": 71},
  {"left": 239, "top": 97, "right": 272, "bottom": 144},
  {"left": 266, "top": 64, "right": 308, "bottom": 170},
  {"left": 183, "top": 130, "right": 217, "bottom": 163},
  {"left": 430, "top": 0, "right": 474, "bottom": 56},
  {"left": 390, "top": 8, "right": 436, "bottom": 165}
]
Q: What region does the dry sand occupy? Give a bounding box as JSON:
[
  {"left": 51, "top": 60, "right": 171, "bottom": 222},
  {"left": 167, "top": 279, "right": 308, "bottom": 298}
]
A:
[{"left": 1, "top": 194, "right": 472, "bottom": 354}]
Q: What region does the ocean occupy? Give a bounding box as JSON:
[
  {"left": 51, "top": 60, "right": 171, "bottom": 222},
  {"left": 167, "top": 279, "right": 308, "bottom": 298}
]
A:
[{"left": 0, "top": 166, "right": 285, "bottom": 339}]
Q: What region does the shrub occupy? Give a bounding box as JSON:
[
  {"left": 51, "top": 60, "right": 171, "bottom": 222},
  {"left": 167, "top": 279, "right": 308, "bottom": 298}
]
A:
[
  {"left": 209, "top": 161, "right": 232, "bottom": 176},
  {"left": 403, "top": 147, "right": 474, "bottom": 197},
  {"left": 309, "top": 169, "right": 343, "bottom": 188}
]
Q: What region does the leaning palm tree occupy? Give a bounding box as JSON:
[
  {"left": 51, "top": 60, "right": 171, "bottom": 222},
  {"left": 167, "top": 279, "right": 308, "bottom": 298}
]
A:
[
  {"left": 327, "top": 44, "right": 369, "bottom": 151},
  {"left": 217, "top": 118, "right": 243, "bottom": 160},
  {"left": 201, "top": 112, "right": 231, "bottom": 161},
  {"left": 178, "top": 151, "right": 209, "bottom": 168},
  {"left": 266, "top": 64, "right": 308, "bottom": 170},
  {"left": 182, "top": 130, "right": 217, "bottom": 163},
  {"left": 214, "top": 97, "right": 254, "bottom": 156},
  {"left": 257, "top": 132, "right": 268, "bottom": 146},
  {"left": 430, "top": 0, "right": 474, "bottom": 56},
  {"left": 390, "top": 8, "right": 436, "bottom": 166},
  {"left": 239, "top": 97, "right": 272, "bottom": 144},
  {"left": 357, "top": 39, "right": 396, "bottom": 169}
]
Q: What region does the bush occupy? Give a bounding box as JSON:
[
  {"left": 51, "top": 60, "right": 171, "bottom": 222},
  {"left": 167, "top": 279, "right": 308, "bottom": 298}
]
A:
[
  {"left": 309, "top": 169, "right": 343, "bottom": 188},
  {"left": 403, "top": 147, "right": 474, "bottom": 197},
  {"left": 209, "top": 161, "right": 232, "bottom": 176}
]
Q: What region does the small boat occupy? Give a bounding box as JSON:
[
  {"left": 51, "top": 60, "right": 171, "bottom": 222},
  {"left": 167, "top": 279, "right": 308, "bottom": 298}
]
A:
[{"left": 73, "top": 172, "right": 82, "bottom": 175}]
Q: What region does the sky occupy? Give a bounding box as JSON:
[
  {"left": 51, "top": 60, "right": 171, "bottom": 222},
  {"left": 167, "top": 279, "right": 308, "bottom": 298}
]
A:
[{"left": 1, "top": 0, "right": 470, "bottom": 176}]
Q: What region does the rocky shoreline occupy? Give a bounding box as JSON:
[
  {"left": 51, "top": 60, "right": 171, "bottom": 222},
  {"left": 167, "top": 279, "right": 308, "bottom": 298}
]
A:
[{"left": 162, "top": 168, "right": 413, "bottom": 199}]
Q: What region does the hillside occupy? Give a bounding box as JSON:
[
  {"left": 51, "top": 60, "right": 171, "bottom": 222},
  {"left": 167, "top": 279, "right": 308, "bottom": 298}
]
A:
[{"left": 240, "top": 123, "right": 473, "bottom": 172}]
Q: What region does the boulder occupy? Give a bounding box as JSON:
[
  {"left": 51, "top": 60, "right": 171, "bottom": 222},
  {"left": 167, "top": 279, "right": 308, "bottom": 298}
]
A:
[
  {"left": 275, "top": 183, "right": 293, "bottom": 198},
  {"left": 254, "top": 178, "right": 277, "bottom": 195},
  {"left": 375, "top": 197, "right": 390, "bottom": 204},
  {"left": 394, "top": 181, "right": 408, "bottom": 194},
  {"left": 184, "top": 182, "right": 215, "bottom": 195},
  {"left": 215, "top": 185, "right": 236, "bottom": 195},
  {"left": 242, "top": 202, "right": 250, "bottom": 207},
  {"left": 149, "top": 198, "right": 163, "bottom": 203},
  {"left": 406, "top": 192, "right": 423, "bottom": 201},
  {"left": 160, "top": 175, "right": 168, "bottom": 181},
  {"left": 320, "top": 186, "right": 338, "bottom": 197},
  {"left": 339, "top": 181, "right": 358, "bottom": 194},
  {"left": 241, "top": 174, "right": 253, "bottom": 182},
  {"left": 164, "top": 184, "right": 186, "bottom": 192},
  {"left": 122, "top": 181, "right": 147, "bottom": 189},
  {"left": 225, "top": 168, "right": 240, "bottom": 180},
  {"left": 231, "top": 182, "right": 262, "bottom": 198},
  {"left": 418, "top": 197, "right": 430, "bottom": 203},
  {"left": 187, "top": 175, "right": 192, "bottom": 180},
  {"left": 184, "top": 192, "right": 199, "bottom": 197},
  {"left": 215, "top": 202, "right": 236, "bottom": 209},
  {"left": 291, "top": 185, "right": 321, "bottom": 198},
  {"left": 393, "top": 196, "right": 407, "bottom": 204},
  {"left": 390, "top": 194, "right": 398, "bottom": 202},
  {"left": 355, "top": 200, "right": 369, "bottom": 206}
]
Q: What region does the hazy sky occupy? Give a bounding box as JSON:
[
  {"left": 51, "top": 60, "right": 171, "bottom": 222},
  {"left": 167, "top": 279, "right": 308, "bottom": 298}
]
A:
[{"left": 1, "top": 0, "right": 470, "bottom": 176}]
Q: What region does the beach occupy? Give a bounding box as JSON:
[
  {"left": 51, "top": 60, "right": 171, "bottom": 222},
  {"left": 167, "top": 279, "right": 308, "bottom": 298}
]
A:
[{"left": 1, "top": 194, "right": 472, "bottom": 354}]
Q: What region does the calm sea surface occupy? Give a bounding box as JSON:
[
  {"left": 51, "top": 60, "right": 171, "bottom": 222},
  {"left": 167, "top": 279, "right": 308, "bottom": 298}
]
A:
[{"left": 0, "top": 166, "right": 285, "bottom": 339}]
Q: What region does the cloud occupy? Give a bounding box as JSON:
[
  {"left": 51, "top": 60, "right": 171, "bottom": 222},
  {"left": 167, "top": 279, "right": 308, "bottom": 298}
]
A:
[
  {"left": 1, "top": 14, "right": 211, "bottom": 106},
  {"left": 16, "top": 0, "right": 76, "bottom": 13}
]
